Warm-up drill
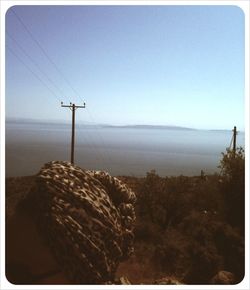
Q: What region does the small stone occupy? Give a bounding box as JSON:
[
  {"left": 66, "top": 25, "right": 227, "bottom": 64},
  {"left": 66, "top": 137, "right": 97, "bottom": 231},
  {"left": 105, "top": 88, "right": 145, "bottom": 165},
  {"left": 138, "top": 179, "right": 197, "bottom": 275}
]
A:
[{"left": 210, "top": 271, "right": 235, "bottom": 284}]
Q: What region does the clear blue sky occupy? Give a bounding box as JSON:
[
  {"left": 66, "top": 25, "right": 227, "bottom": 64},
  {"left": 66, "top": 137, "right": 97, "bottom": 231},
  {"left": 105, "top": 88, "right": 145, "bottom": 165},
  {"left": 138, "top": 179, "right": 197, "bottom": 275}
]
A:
[{"left": 5, "top": 5, "right": 245, "bottom": 130}]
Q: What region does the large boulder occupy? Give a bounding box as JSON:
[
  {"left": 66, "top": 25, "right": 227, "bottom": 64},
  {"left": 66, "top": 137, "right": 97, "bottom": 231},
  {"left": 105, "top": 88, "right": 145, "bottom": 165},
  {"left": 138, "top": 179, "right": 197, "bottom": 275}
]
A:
[{"left": 26, "top": 161, "right": 136, "bottom": 284}]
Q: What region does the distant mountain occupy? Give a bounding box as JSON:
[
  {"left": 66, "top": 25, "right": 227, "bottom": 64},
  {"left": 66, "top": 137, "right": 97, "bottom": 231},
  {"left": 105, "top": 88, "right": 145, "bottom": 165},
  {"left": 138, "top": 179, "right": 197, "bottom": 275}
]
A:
[
  {"left": 102, "top": 124, "right": 196, "bottom": 131},
  {"left": 6, "top": 118, "right": 240, "bottom": 132}
]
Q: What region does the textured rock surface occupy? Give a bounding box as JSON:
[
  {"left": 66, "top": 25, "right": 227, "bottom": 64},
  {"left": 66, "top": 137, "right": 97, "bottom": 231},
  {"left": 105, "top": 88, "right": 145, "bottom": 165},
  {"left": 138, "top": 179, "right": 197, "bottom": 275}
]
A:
[
  {"left": 154, "top": 277, "right": 184, "bottom": 285},
  {"left": 27, "top": 161, "right": 136, "bottom": 284},
  {"left": 210, "top": 271, "right": 235, "bottom": 284}
]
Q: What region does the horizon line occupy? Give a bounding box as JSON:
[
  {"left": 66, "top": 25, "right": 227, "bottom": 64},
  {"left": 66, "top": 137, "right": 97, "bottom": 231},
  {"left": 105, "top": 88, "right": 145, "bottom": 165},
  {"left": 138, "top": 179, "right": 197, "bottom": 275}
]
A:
[{"left": 5, "top": 117, "right": 245, "bottom": 132}]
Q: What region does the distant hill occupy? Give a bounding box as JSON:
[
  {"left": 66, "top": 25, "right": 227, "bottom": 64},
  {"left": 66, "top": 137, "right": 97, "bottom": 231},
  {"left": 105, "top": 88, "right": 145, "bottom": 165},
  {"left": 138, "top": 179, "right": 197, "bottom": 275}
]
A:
[
  {"left": 102, "top": 124, "right": 197, "bottom": 131},
  {"left": 6, "top": 118, "right": 195, "bottom": 130},
  {"left": 6, "top": 118, "right": 241, "bottom": 132}
]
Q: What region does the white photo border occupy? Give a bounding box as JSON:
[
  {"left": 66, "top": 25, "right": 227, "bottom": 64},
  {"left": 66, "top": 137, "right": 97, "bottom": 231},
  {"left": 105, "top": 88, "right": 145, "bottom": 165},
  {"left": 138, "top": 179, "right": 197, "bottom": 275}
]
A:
[{"left": 1, "top": 1, "right": 249, "bottom": 289}]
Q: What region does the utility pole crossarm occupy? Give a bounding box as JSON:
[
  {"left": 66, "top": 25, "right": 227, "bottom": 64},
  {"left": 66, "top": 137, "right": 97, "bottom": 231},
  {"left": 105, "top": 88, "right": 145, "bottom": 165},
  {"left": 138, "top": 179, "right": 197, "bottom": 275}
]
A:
[
  {"left": 61, "top": 101, "right": 86, "bottom": 164},
  {"left": 61, "top": 102, "right": 86, "bottom": 109}
]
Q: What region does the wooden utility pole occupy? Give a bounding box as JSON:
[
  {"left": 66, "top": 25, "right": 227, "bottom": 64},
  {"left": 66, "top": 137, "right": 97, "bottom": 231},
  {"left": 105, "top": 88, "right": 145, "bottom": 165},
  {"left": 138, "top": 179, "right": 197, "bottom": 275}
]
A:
[
  {"left": 233, "top": 126, "right": 237, "bottom": 156},
  {"left": 61, "top": 102, "right": 86, "bottom": 164}
]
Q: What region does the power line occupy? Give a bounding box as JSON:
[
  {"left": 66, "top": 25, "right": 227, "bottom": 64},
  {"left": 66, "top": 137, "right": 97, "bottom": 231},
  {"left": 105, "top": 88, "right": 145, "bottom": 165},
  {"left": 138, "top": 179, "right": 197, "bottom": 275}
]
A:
[
  {"left": 7, "top": 45, "right": 61, "bottom": 103},
  {"left": 227, "top": 134, "right": 233, "bottom": 150},
  {"left": 11, "top": 9, "right": 82, "bottom": 100},
  {"left": 10, "top": 9, "right": 114, "bottom": 169},
  {"left": 8, "top": 42, "right": 107, "bottom": 167},
  {"left": 7, "top": 31, "right": 69, "bottom": 102},
  {"left": 7, "top": 43, "right": 108, "bottom": 167}
]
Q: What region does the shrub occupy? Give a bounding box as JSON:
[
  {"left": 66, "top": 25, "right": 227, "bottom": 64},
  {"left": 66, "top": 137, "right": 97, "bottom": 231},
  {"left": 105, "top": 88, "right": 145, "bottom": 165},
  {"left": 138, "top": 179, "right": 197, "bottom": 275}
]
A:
[
  {"left": 153, "top": 229, "right": 190, "bottom": 279},
  {"left": 179, "top": 211, "right": 244, "bottom": 284},
  {"left": 218, "top": 147, "right": 245, "bottom": 232},
  {"left": 137, "top": 171, "right": 193, "bottom": 229},
  {"left": 134, "top": 153, "right": 245, "bottom": 284}
]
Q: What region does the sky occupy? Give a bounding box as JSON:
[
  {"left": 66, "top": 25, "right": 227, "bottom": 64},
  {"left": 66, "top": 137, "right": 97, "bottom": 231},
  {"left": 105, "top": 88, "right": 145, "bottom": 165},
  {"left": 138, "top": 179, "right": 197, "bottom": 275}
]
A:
[{"left": 5, "top": 5, "right": 245, "bottom": 130}]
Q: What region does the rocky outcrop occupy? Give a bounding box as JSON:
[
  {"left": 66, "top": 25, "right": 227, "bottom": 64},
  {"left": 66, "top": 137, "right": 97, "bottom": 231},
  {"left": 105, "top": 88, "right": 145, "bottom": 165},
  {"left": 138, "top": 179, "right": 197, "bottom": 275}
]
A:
[{"left": 27, "top": 161, "right": 136, "bottom": 284}]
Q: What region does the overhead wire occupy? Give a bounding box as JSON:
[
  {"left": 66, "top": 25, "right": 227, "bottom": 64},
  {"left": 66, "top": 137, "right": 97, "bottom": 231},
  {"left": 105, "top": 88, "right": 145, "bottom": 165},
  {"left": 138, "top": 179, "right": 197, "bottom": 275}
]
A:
[
  {"left": 7, "top": 42, "right": 105, "bottom": 167},
  {"left": 11, "top": 9, "right": 81, "bottom": 100},
  {"left": 6, "top": 31, "right": 69, "bottom": 103},
  {"left": 10, "top": 8, "right": 114, "bottom": 170},
  {"left": 226, "top": 134, "right": 234, "bottom": 150},
  {"left": 72, "top": 94, "right": 113, "bottom": 166},
  {"left": 74, "top": 90, "right": 115, "bottom": 169},
  {"left": 6, "top": 45, "right": 62, "bottom": 104}
]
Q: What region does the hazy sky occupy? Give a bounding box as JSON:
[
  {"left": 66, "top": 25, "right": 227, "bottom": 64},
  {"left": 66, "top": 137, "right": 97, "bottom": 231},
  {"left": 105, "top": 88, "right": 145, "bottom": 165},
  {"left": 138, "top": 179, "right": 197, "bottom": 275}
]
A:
[{"left": 6, "top": 5, "right": 245, "bottom": 130}]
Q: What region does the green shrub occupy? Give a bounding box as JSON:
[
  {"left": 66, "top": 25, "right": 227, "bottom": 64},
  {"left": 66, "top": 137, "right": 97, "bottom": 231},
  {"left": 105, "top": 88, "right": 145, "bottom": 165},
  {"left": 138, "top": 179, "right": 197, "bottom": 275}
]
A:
[
  {"left": 137, "top": 171, "right": 193, "bottom": 229},
  {"left": 219, "top": 147, "right": 245, "bottom": 232},
  {"left": 134, "top": 148, "right": 245, "bottom": 284}
]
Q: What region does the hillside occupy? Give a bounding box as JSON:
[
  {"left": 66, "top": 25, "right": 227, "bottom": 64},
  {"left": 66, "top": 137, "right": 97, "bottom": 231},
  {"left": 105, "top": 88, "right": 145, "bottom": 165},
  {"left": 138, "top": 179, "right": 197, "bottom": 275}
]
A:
[{"left": 6, "top": 158, "right": 245, "bottom": 284}]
